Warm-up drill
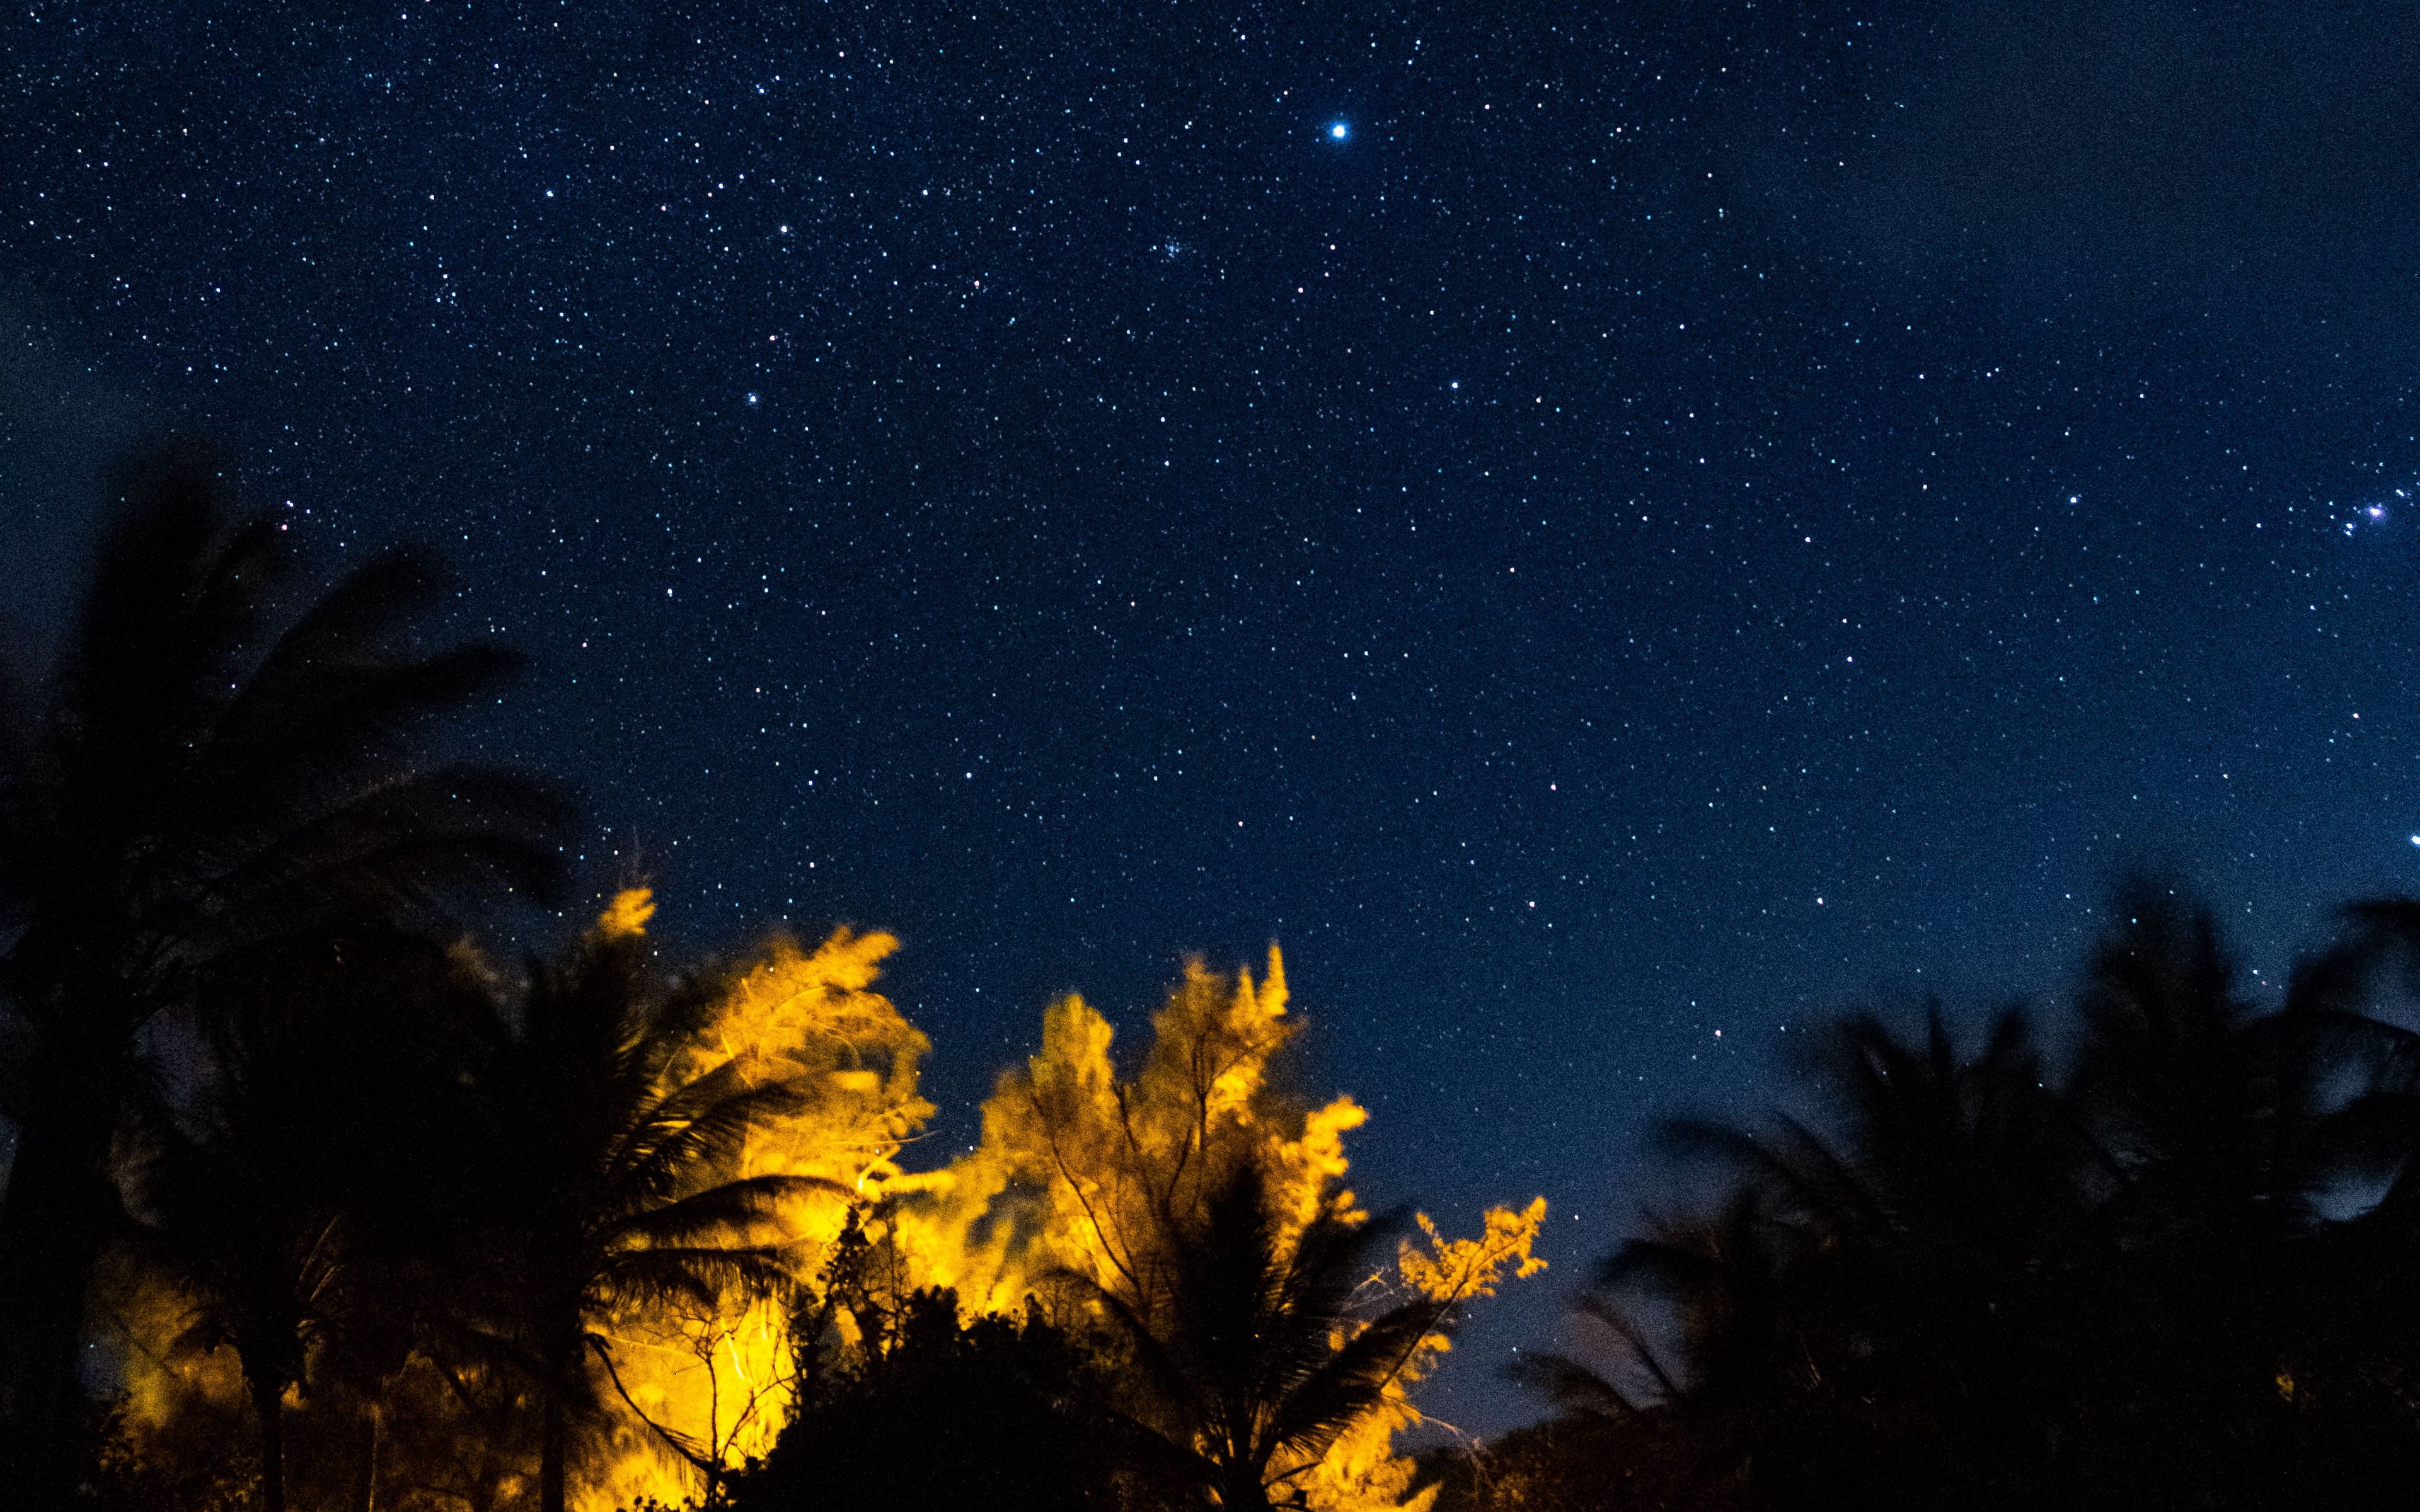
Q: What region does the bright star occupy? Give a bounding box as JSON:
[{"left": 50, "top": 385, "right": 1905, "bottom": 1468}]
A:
[{"left": 1328, "top": 121, "right": 1349, "bottom": 140}]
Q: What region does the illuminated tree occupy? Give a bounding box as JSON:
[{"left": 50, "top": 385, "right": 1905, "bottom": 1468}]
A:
[
  {"left": 890, "top": 948, "right": 1545, "bottom": 1511},
  {"left": 466, "top": 891, "right": 827, "bottom": 1512},
  {"left": 586, "top": 921, "right": 933, "bottom": 1510},
  {"left": 0, "top": 444, "right": 563, "bottom": 1505},
  {"left": 890, "top": 950, "right": 1366, "bottom": 1319},
  {"left": 1081, "top": 1158, "right": 1462, "bottom": 1512}
]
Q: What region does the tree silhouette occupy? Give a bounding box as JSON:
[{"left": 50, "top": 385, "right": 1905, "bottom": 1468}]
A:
[
  {"left": 0, "top": 444, "right": 565, "bottom": 1505},
  {"left": 1530, "top": 1004, "right": 2126, "bottom": 1508},
  {"left": 730, "top": 1285, "right": 1131, "bottom": 1512},
  {"left": 2263, "top": 896, "right": 2420, "bottom": 1499},
  {"left": 1516, "top": 884, "right": 2420, "bottom": 1511},
  {"left": 2063, "top": 886, "right": 2334, "bottom": 1504},
  {"left": 117, "top": 929, "right": 488, "bottom": 1512},
  {"left": 1079, "top": 1159, "right": 1455, "bottom": 1512},
  {"left": 463, "top": 891, "right": 826, "bottom": 1512}
]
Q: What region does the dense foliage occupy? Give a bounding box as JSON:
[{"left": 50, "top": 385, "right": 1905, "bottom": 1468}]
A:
[
  {"left": 0, "top": 449, "right": 1545, "bottom": 1510},
  {"left": 18, "top": 449, "right": 2420, "bottom": 1511},
  {"left": 1433, "top": 888, "right": 2420, "bottom": 1512}
]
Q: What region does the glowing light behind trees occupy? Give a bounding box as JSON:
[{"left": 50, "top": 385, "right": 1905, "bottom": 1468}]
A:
[
  {"left": 99, "top": 896, "right": 1544, "bottom": 1510},
  {"left": 614, "top": 925, "right": 1544, "bottom": 1510}
]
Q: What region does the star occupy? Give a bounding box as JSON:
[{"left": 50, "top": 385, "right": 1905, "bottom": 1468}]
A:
[{"left": 1328, "top": 121, "right": 1349, "bottom": 140}]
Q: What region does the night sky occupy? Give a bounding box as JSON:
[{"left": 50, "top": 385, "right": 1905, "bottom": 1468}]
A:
[{"left": 8, "top": 1, "right": 2420, "bottom": 1434}]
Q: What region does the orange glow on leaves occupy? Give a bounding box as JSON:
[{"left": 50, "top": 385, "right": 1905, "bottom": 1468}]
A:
[{"left": 98, "top": 915, "right": 1542, "bottom": 1512}]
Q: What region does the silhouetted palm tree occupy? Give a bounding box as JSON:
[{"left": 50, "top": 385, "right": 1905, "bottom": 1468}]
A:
[
  {"left": 0, "top": 445, "right": 565, "bottom": 1503},
  {"left": 2263, "top": 897, "right": 2420, "bottom": 1498},
  {"left": 464, "top": 892, "right": 822, "bottom": 1512},
  {"left": 1080, "top": 1160, "right": 1452, "bottom": 1512},
  {"left": 1536, "top": 1191, "right": 1817, "bottom": 1509},
  {"left": 1533, "top": 885, "right": 2420, "bottom": 1511},
  {"left": 1533, "top": 1004, "right": 2095, "bottom": 1510},
  {"left": 121, "top": 929, "right": 489, "bottom": 1512},
  {"left": 2065, "top": 887, "right": 2328, "bottom": 1504}
]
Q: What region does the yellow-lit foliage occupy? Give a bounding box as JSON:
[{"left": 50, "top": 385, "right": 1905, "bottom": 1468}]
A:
[
  {"left": 596, "top": 886, "right": 658, "bottom": 941},
  {"left": 1305, "top": 1198, "right": 1552, "bottom": 1512},
  {"left": 887, "top": 946, "right": 1548, "bottom": 1512},
  {"left": 89, "top": 1254, "right": 256, "bottom": 1490},
  {"left": 587, "top": 914, "right": 935, "bottom": 1511},
  {"left": 96, "top": 902, "right": 1535, "bottom": 1512},
  {"left": 892, "top": 948, "right": 1356, "bottom": 1314}
]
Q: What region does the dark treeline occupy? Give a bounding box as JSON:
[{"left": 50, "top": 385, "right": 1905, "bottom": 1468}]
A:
[
  {"left": 11, "top": 447, "right": 2420, "bottom": 1512},
  {"left": 1427, "top": 888, "right": 2420, "bottom": 1512},
  {"left": 0, "top": 448, "right": 1521, "bottom": 1511},
  {"left": 0, "top": 444, "right": 571, "bottom": 1511}
]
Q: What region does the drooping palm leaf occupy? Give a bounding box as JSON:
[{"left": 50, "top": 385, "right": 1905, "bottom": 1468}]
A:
[{"left": 0, "top": 445, "right": 565, "bottom": 1502}]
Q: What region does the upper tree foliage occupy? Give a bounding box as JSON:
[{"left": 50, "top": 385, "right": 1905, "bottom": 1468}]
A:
[
  {"left": 92, "top": 440, "right": 2420, "bottom": 1512},
  {"left": 1079, "top": 1159, "right": 1470, "bottom": 1512},
  {"left": 0, "top": 445, "right": 565, "bottom": 1508},
  {"left": 459, "top": 890, "right": 829, "bottom": 1512},
  {"left": 30, "top": 445, "right": 2420, "bottom": 1512},
  {"left": 885, "top": 949, "right": 1548, "bottom": 1511},
  {"left": 6, "top": 445, "right": 1549, "bottom": 1512},
  {"left": 1469, "top": 884, "right": 2420, "bottom": 1512}
]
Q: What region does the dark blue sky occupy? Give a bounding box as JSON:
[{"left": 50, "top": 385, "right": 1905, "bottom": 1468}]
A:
[{"left": 8, "top": 0, "right": 2420, "bottom": 1432}]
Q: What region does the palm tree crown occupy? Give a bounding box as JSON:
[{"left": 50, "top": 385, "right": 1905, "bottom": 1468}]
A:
[
  {"left": 468, "top": 890, "right": 825, "bottom": 1512},
  {"left": 1085, "top": 1160, "right": 1452, "bottom": 1512},
  {"left": 0, "top": 445, "right": 565, "bottom": 1504}
]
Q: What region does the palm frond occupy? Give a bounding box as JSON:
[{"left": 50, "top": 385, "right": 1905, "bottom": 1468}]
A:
[
  {"left": 600, "top": 1172, "right": 839, "bottom": 1251},
  {"left": 608, "top": 1063, "right": 803, "bottom": 1200},
  {"left": 594, "top": 1244, "right": 795, "bottom": 1310},
  {"left": 1258, "top": 1295, "right": 1443, "bottom": 1462}
]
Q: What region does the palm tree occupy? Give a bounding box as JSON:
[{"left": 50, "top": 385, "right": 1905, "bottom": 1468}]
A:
[
  {"left": 1517, "top": 1193, "right": 1798, "bottom": 1511},
  {"left": 2065, "top": 887, "right": 2327, "bottom": 1504},
  {"left": 2261, "top": 897, "right": 2420, "bottom": 1498},
  {"left": 122, "top": 929, "right": 490, "bottom": 1512},
  {"left": 1539, "top": 886, "right": 2419, "bottom": 1510},
  {"left": 465, "top": 891, "right": 823, "bottom": 1512},
  {"left": 1080, "top": 1159, "right": 1453, "bottom": 1512},
  {"left": 1533, "top": 1005, "right": 2094, "bottom": 1510},
  {"left": 0, "top": 444, "right": 565, "bottom": 1503}
]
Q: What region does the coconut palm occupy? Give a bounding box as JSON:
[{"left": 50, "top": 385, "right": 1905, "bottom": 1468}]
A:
[
  {"left": 1538, "top": 888, "right": 2403, "bottom": 1510},
  {"left": 2064, "top": 888, "right": 2332, "bottom": 1504},
  {"left": 463, "top": 892, "right": 824, "bottom": 1512},
  {"left": 1541, "top": 1006, "right": 2090, "bottom": 1510},
  {"left": 120, "top": 928, "right": 490, "bottom": 1512},
  {"left": 1519, "top": 1192, "right": 1806, "bottom": 1512},
  {"left": 0, "top": 444, "right": 565, "bottom": 1503},
  {"left": 2260, "top": 897, "right": 2420, "bottom": 1498},
  {"left": 1080, "top": 1159, "right": 1453, "bottom": 1512}
]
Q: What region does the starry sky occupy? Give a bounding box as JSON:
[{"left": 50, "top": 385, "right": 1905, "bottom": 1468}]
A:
[{"left": 8, "top": 0, "right": 2420, "bottom": 1433}]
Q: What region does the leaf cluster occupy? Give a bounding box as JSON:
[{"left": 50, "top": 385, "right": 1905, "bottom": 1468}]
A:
[{"left": 1492, "top": 882, "right": 2420, "bottom": 1512}]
